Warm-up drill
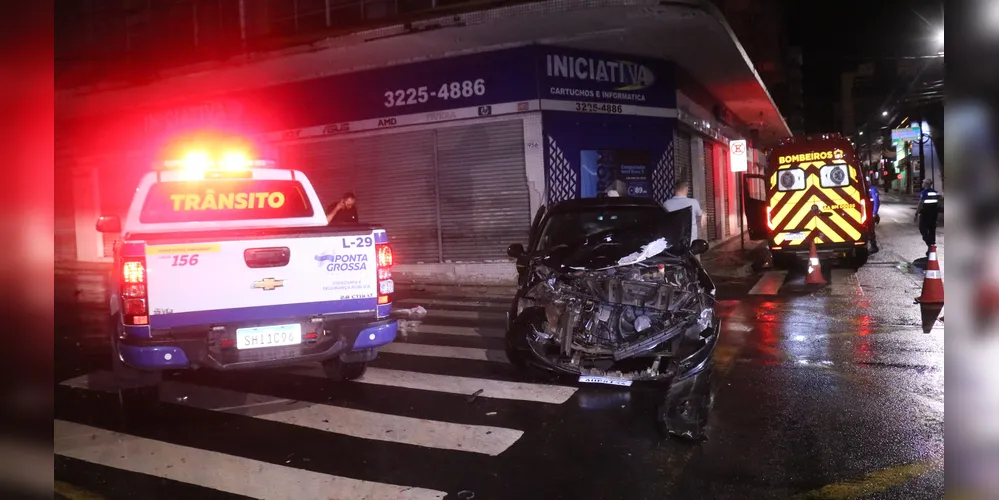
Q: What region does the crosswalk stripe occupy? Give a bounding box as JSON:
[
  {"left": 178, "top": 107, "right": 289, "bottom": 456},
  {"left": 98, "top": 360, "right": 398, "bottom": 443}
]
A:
[
  {"left": 830, "top": 269, "right": 864, "bottom": 296},
  {"left": 60, "top": 374, "right": 523, "bottom": 456},
  {"left": 749, "top": 271, "right": 788, "bottom": 295},
  {"left": 396, "top": 297, "right": 509, "bottom": 309},
  {"left": 401, "top": 323, "right": 506, "bottom": 338},
  {"left": 286, "top": 366, "right": 577, "bottom": 405},
  {"left": 421, "top": 309, "right": 507, "bottom": 321},
  {"left": 54, "top": 420, "right": 447, "bottom": 500},
  {"left": 381, "top": 342, "right": 509, "bottom": 363}
]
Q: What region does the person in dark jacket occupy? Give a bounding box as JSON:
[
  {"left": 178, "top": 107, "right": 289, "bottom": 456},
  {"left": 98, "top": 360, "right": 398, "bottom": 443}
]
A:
[
  {"left": 326, "top": 192, "right": 358, "bottom": 224},
  {"left": 915, "top": 179, "right": 941, "bottom": 255},
  {"left": 867, "top": 177, "right": 880, "bottom": 254}
]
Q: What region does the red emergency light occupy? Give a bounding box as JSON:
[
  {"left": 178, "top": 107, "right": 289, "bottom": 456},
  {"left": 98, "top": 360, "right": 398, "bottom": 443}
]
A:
[{"left": 897, "top": 173, "right": 903, "bottom": 180}]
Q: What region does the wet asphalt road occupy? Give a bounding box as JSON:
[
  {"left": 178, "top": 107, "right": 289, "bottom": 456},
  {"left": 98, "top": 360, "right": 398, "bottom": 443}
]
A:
[{"left": 53, "top": 200, "right": 944, "bottom": 500}]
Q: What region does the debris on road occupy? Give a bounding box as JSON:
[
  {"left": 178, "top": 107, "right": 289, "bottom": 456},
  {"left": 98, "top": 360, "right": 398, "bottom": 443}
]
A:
[
  {"left": 395, "top": 306, "right": 428, "bottom": 319},
  {"left": 486, "top": 411, "right": 497, "bottom": 416},
  {"left": 466, "top": 389, "right": 484, "bottom": 403}
]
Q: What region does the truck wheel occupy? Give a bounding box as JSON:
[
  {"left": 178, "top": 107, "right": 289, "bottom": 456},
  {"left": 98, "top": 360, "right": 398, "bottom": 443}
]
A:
[
  {"left": 110, "top": 339, "right": 162, "bottom": 408},
  {"left": 322, "top": 358, "right": 367, "bottom": 381},
  {"left": 771, "top": 253, "right": 794, "bottom": 270},
  {"left": 852, "top": 248, "right": 869, "bottom": 269}
]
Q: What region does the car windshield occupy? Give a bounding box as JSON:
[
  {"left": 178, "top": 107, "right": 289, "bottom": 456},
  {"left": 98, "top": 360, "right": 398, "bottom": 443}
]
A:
[{"left": 536, "top": 206, "right": 666, "bottom": 253}]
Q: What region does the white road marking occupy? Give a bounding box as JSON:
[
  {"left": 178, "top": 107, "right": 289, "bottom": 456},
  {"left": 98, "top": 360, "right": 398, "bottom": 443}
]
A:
[
  {"left": 830, "top": 269, "right": 864, "bottom": 296},
  {"left": 749, "top": 271, "right": 788, "bottom": 295},
  {"left": 60, "top": 374, "right": 523, "bottom": 456},
  {"left": 54, "top": 420, "right": 447, "bottom": 500},
  {"left": 402, "top": 323, "right": 506, "bottom": 338},
  {"left": 287, "top": 366, "right": 577, "bottom": 405},
  {"left": 396, "top": 298, "right": 510, "bottom": 308},
  {"left": 381, "top": 342, "right": 509, "bottom": 364},
  {"left": 422, "top": 309, "right": 507, "bottom": 321}
]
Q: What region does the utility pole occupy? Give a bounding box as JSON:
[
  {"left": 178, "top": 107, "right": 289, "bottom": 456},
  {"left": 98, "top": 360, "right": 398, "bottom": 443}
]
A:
[{"left": 918, "top": 108, "right": 926, "bottom": 185}]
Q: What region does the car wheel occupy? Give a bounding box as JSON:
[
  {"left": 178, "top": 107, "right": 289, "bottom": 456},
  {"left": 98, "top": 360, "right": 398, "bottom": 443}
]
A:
[
  {"left": 322, "top": 358, "right": 368, "bottom": 381},
  {"left": 505, "top": 308, "right": 544, "bottom": 370}
]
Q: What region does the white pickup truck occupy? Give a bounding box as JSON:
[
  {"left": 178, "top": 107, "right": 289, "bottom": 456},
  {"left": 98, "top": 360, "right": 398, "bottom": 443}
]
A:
[{"left": 96, "top": 156, "right": 396, "bottom": 390}]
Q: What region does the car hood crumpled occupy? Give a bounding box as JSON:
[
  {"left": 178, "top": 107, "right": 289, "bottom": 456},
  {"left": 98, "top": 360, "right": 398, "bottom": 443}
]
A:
[{"left": 541, "top": 206, "right": 693, "bottom": 271}]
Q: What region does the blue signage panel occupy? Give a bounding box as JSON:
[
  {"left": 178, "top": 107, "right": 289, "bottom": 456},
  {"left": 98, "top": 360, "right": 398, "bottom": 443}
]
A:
[
  {"left": 537, "top": 46, "right": 676, "bottom": 109},
  {"left": 64, "top": 45, "right": 679, "bottom": 153},
  {"left": 543, "top": 111, "right": 676, "bottom": 205},
  {"left": 241, "top": 46, "right": 540, "bottom": 130}
]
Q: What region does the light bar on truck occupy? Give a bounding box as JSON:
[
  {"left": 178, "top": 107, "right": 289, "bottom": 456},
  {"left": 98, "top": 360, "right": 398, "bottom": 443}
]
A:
[{"left": 157, "top": 150, "right": 276, "bottom": 171}]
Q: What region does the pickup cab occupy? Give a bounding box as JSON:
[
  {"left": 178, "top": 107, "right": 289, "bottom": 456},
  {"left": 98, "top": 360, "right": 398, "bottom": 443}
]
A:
[{"left": 96, "top": 156, "right": 396, "bottom": 390}]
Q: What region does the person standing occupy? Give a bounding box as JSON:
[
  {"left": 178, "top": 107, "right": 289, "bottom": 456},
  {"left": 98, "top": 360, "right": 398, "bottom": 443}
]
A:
[
  {"left": 663, "top": 181, "right": 707, "bottom": 242},
  {"left": 326, "top": 192, "right": 358, "bottom": 224},
  {"left": 867, "top": 177, "right": 881, "bottom": 254},
  {"left": 915, "top": 179, "right": 941, "bottom": 255}
]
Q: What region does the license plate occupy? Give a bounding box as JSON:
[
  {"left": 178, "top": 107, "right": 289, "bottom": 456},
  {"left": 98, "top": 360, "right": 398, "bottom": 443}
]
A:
[
  {"left": 784, "top": 232, "right": 806, "bottom": 241},
  {"left": 578, "top": 375, "right": 633, "bottom": 387},
  {"left": 236, "top": 324, "right": 302, "bottom": 350}
]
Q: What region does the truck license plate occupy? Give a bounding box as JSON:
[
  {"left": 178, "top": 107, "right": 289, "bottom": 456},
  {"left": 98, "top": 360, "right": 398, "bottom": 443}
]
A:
[
  {"left": 784, "top": 232, "right": 806, "bottom": 241},
  {"left": 236, "top": 324, "right": 302, "bottom": 350},
  {"left": 578, "top": 375, "right": 633, "bottom": 387}
]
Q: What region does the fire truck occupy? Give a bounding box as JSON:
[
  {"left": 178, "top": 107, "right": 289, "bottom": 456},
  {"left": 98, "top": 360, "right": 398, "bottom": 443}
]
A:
[{"left": 743, "top": 134, "right": 874, "bottom": 269}]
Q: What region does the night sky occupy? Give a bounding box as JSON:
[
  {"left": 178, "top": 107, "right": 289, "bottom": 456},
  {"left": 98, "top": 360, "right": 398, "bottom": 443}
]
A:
[{"left": 784, "top": 0, "right": 944, "bottom": 133}]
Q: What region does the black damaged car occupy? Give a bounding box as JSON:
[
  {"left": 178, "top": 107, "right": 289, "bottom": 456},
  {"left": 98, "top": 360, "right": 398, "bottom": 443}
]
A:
[{"left": 505, "top": 196, "right": 719, "bottom": 440}]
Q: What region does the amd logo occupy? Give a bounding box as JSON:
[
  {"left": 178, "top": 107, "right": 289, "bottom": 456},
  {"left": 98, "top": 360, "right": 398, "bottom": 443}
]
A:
[{"left": 377, "top": 118, "right": 398, "bottom": 127}]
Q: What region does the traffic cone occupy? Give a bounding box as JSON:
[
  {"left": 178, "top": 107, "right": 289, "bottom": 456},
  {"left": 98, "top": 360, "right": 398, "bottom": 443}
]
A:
[
  {"left": 914, "top": 245, "right": 944, "bottom": 333},
  {"left": 805, "top": 241, "right": 826, "bottom": 285}
]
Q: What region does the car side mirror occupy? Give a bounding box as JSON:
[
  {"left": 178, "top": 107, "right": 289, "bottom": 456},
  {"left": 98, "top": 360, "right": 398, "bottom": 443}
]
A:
[
  {"left": 690, "top": 239, "right": 709, "bottom": 255},
  {"left": 96, "top": 215, "right": 121, "bottom": 234},
  {"left": 507, "top": 243, "right": 526, "bottom": 259}
]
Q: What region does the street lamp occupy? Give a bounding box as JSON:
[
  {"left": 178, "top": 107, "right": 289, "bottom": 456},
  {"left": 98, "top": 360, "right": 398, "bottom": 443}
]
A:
[{"left": 882, "top": 111, "right": 889, "bottom": 117}]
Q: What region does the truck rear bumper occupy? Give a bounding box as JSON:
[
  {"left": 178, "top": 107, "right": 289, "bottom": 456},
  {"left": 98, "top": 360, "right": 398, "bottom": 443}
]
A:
[
  {"left": 771, "top": 241, "right": 867, "bottom": 257},
  {"left": 118, "top": 318, "right": 397, "bottom": 371}
]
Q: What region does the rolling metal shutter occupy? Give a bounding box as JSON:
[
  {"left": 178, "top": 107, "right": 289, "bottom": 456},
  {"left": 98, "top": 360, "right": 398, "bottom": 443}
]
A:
[
  {"left": 436, "top": 120, "right": 530, "bottom": 262},
  {"left": 280, "top": 138, "right": 356, "bottom": 212},
  {"left": 280, "top": 131, "right": 439, "bottom": 264},
  {"left": 351, "top": 131, "right": 439, "bottom": 264},
  {"left": 675, "top": 129, "right": 693, "bottom": 191},
  {"left": 704, "top": 141, "right": 718, "bottom": 241}
]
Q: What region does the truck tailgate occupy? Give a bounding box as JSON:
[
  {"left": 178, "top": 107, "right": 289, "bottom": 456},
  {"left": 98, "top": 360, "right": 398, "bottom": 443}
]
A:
[{"left": 144, "top": 230, "right": 381, "bottom": 329}]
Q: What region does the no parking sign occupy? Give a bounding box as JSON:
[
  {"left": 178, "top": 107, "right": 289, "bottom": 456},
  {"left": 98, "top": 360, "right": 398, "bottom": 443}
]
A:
[{"left": 730, "top": 139, "right": 748, "bottom": 172}]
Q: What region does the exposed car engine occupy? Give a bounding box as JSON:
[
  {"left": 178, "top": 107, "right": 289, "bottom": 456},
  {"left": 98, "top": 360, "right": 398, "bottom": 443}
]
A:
[{"left": 514, "top": 246, "right": 715, "bottom": 382}]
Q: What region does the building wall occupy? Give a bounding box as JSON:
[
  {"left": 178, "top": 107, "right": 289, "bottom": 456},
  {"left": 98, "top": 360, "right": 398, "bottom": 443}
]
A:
[{"left": 58, "top": 44, "right": 686, "bottom": 265}]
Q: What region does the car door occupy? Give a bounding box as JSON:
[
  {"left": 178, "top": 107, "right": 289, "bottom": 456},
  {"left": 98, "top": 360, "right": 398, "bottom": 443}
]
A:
[{"left": 742, "top": 174, "right": 769, "bottom": 241}]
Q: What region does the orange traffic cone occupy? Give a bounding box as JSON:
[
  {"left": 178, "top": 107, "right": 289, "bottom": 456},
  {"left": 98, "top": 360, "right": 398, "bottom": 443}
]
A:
[
  {"left": 915, "top": 245, "right": 944, "bottom": 333},
  {"left": 805, "top": 241, "right": 826, "bottom": 285}
]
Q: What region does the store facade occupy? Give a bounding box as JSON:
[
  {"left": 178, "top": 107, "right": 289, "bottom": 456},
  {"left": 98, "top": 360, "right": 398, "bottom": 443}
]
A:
[{"left": 58, "top": 45, "right": 683, "bottom": 267}]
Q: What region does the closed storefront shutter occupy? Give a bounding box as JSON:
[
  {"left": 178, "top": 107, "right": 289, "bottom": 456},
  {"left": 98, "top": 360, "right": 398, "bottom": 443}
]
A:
[
  {"left": 675, "top": 129, "right": 693, "bottom": 189},
  {"left": 704, "top": 141, "right": 717, "bottom": 241},
  {"left": 279, "top": 138, "right": 356, "bottom": 211},
  {"left": 351, "top": 131, "right": 439, "bottom": 264},
  {"left": 279, "top": 131, "right": 439, "bottom": 264},
  {"left": 436, "top": 120, "right": 530, "bottom": 262}
]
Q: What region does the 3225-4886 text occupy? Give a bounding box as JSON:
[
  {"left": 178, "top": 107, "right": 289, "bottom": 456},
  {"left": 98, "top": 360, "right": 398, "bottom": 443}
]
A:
[{"left": 384, "top": 79, "right": 486, "bottom": 108}]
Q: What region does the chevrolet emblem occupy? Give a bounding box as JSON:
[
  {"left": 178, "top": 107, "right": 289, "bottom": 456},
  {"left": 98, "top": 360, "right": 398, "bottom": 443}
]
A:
[{"left": 253, "top": 278, "right": 284, "bottom": 291}]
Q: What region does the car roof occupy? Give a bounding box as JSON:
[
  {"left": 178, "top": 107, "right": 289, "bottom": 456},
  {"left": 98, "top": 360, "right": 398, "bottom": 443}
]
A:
[{"left": 546, "top": 196, "right": 664, "bottom": 214}]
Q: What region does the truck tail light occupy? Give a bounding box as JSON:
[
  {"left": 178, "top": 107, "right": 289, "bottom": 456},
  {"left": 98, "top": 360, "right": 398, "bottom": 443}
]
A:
[
  {"left": 120, "top": 257, "right": 149, "bottom": 325},
  {"left": 766, "top": 205, "right": 776, "bottom": 231},
  {"left": 859, "top": 199, "right": 868, "bottom": 225},
  {"left": 376, "top": 243, "right": 394, "bottom": 308}
]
